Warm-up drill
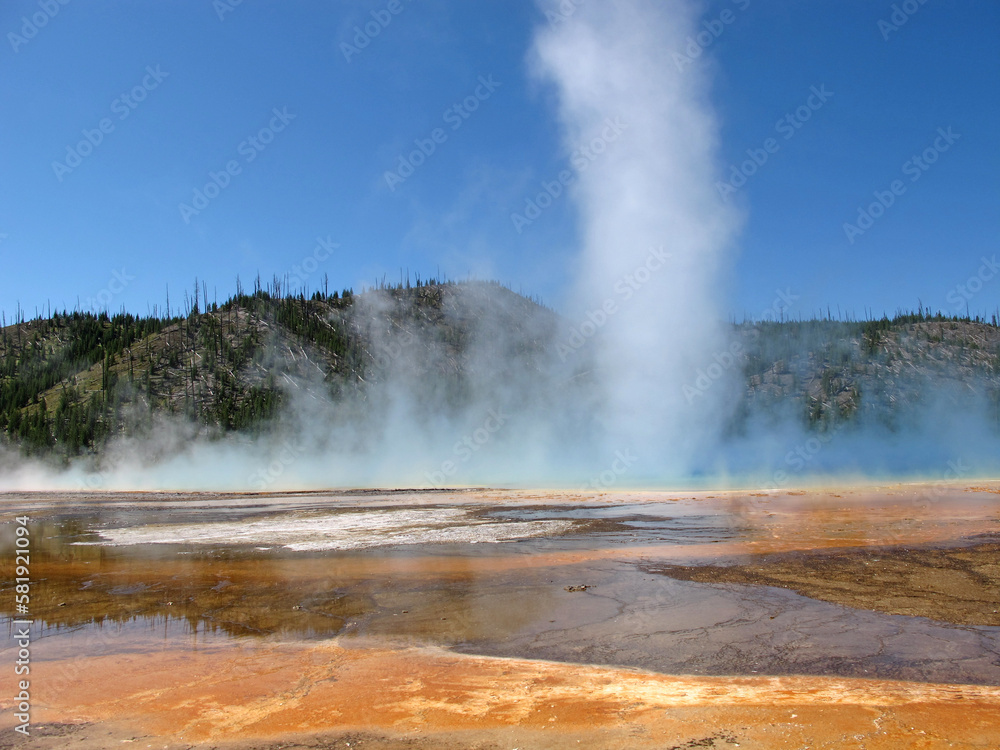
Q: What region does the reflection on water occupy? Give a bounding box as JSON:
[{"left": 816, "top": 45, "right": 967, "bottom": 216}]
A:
[
  {"left": 4, "top": 614, "right": 234, "bottom": 661},
  {"left": 2, "top": 487, "right": 999, "bottom": 686}
]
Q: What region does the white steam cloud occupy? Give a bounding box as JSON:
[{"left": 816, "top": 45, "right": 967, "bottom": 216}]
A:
[
  {"left": 2, "top": 1, "right": 997, "bottom": 493},
  {"left": 532, "top": 0, "right": 741, "bottom": 476}
]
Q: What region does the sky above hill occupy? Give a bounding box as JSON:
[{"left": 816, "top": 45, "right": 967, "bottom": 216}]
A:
[{"left": 1, "top": 0, "right": 997, "bottom": 323}]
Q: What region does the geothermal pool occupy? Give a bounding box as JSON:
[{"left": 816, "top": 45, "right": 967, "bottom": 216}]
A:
[{"left": 2, "top": 485, "right": 1000, "bottom": 748}]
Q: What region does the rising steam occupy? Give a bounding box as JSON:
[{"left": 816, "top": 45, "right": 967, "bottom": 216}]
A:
[
  {"left": 2, "top": 1, "right": 998, "bottom": 493},
  {"left": 532, "top": 0, "right": 741, "bottom": 478}
]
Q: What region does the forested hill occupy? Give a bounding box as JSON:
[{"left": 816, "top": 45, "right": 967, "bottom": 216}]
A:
[
  {"left": 1, "top": 278, "right": 999, "bottom": 461},
  {"left": 0, "top": 279, "right": 557, "bottom": 459}
]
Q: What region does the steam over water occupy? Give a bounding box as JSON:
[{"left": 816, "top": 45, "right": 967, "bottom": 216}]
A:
[
  {"left": 1, "top": 0, "right": 998, "bottom": 492},
  {"left": 3, "top": 0, "right": 745, "bottom": 492}
]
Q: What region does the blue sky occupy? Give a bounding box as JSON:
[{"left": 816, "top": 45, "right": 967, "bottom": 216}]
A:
[{"left": 1, "top": 0, "right": 997, "bottom": 323}]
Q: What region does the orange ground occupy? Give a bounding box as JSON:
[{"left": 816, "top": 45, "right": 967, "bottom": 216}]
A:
[
  {"left": 2, "top": 482, "right": 1000, "bottom": 748},
  {"left": 5, "top": 639, "right": 1000, "bottom": 749}
]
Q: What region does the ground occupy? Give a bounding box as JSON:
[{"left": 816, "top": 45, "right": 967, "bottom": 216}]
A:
[{"left": 2, "top": 483, "right": 1000, "bottom": 749}]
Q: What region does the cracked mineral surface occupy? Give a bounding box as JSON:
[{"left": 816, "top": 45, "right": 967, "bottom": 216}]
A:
[{"left": 2, "top": 483, "right": 999, "bottom": 748}]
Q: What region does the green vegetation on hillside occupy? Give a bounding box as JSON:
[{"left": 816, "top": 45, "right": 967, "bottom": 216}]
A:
[
  {"left": 0, "top": 278, "right": 537, "bottom": 459},
  {"left": 1, "top": 281, "right": 998, "bottom": 460}
]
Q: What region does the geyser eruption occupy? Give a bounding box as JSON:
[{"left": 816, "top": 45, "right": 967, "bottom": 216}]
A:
[
  {"left": 6, "top": 2, "right": 994, "bottom": 493},
  {"left": 532, "top": 0, "right": 741, "bottom": 477},
  {"left": 0, "top": 0, "right": 748, "bottom": 492}
]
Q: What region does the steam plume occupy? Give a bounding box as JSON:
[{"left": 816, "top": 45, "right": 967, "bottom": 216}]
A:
[{"left": 532, "top": 0, "right": 741, "bottom": 477}]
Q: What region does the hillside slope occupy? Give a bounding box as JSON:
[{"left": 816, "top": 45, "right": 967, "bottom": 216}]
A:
[
  {"left": 1, "top": 281, "right": 998, "bottom": 462},
  {"left": 0, "top": 280, "right": 559, "bottom": 459}
]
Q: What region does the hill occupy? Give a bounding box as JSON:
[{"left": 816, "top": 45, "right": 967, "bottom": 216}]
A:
[
  {"left": 0, "top": 279, "right": 559, "bottom": 459},
  {"left": 1, "top": 280, "right": 998, "bottom": 462}
]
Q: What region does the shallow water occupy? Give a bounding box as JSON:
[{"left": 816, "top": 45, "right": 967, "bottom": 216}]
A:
[{"left": 2, "top": 486, "right": 999, "bottom": 689}]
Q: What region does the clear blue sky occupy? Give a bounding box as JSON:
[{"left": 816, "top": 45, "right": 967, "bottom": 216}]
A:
[{"left": 1, "top": 0, "right": 997, "bottom": 323}]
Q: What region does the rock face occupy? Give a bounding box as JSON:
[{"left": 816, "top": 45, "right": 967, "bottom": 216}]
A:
[{"left": 738, "top": 319, "right": 1000, "bottom": 429}]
